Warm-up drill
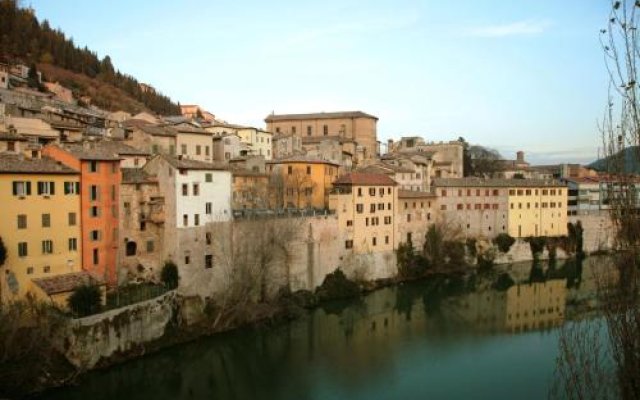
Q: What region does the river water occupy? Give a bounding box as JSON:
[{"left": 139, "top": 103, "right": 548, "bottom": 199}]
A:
[{"left": 43, "top": 256, "right": 610, "bottom": 400}]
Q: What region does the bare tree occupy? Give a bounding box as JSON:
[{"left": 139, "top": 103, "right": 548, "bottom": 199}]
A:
[
  {"left": 285, "top": 170, "right": 317, "bottom": 209},
  {"left": 553, "top": 2, "right": 640, "bottom": 398}
]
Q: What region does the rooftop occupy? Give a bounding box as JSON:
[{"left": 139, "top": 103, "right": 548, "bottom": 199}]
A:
[
  {"left": 398, "top": 189, "right": 437, "bottom": 198},
  {"left": 122, "top": 168, "right": 156, "bottom": 184},
  {"left": 0, "top": 153, "right": 78, "bottom": 174},
  {"left": 32, "top": 271, "right": 104, "bottom": 295},
  {"left": 54, "top": 143, "right": 124, "bottom": 161},
  {"left": 160, "top": 154, "right": 228, "bottom": 171},
  {"left": 265, "top": 111, "right": 378, "bottom": 122},
  {"left": 333, "top": 172, "right": 398, "bottom": 186},
  {"left": 433, "top": 178, "right": 566, "bottom": 188},
  {"left": 266, "top": 155, "right": 340, "bottom": 166}
]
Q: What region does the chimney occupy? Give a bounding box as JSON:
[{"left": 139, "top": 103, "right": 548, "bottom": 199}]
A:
[{"left": 516, "top": 151, "right": 525, "bottom": 163}]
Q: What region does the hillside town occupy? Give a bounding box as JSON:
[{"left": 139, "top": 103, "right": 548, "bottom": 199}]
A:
[{"left": 0, "top": 60, "right": 618, "bottom": 307}]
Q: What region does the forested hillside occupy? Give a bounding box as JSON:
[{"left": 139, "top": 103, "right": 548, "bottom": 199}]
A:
[{"left": 0, "top": 0, "right": 180, "bottom": 115}]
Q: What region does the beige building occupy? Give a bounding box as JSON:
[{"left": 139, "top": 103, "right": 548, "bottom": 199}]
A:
[
  {"left": 272, "top": 133, "right": 302, "bottom": 159},
  {"left": 389, "top": 137, "right": 464, "bottom": 178},
  {"left": 123, "top": 120, "right": 177, "bottom": 156},
  {"left": 175, "top": 125, "right": 213, "bottom": 162},
  {"left": 434, "top": 178, "right": 567, "bottom": 239},
  {"left": 265, "top": 111, "right": 378, "bottom": 163},
  {"left": 381, "top": 152, "right": 433, "bottom": 191},
  {"left": 302, "top": 136, "right": 354, "bottom": 169},
  {"left": 329, "top": 173, "right": 398, "bottom": 254},
  {"left": 356, "top": 163, "right": 422, "bottom": 192},
  {"left": 212, "top": 134, "right": 250, "bottom": 161},
  {"left": 397, "top": 190, "right": 438, "bottom": 248},
  {"left": 236, "top": 127, "right": 272, "bottom": 160}
]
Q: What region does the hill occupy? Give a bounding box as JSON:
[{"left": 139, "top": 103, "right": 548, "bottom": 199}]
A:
[
  {"left": 0, "top": 0, "right": 180, "bottom": 115},
  {"left": 589, "top": 146, "right": 640, "bottom": 174}
]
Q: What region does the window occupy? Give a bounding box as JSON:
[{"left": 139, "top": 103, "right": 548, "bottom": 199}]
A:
[
  {"left": 93, "top": 249, "right": 99, "bottom": 265},
  {"left": 407, "top": 214, "right": 412, "bottom": 222},
  {"left": 346, "top": 220, "right": 353, "bottom": 227},
  {"left": 185, "top": 256, "right": 190, "bottom": 265},
  {"left": 12, "top": 181, "right": 31, "bottom": 196},
  {"left": 307, "top": 126, "right": 312, "bottom": 136},
  {"left": 42, "top": 240, "right": 53, "bottom": 254},
  {"left": 64, "top": 181, "right": 80, "bottom": 194},
  {"left": 441, "top": 190, "right": 447, "bottom": 197},
  {"left": 193, "top": 183, "right": 200, "bottom": 196},
  {"left": 90, "top": 206, "right": 100, "bottom": 217},
  {"left": 111, "top": 185, "right": 116, "bottom": 201},
  {"left": 287, "top": 166, "right": 293, "bottom": 175},
  {"left": 196, "top": 145, "right": 202, "bottom": 155},
  {"left": 69, "top": 238, "right": 78, "bottom": 251},
  {"left": 206, "top": 202, "right": 212, "bottom": 214},
  {"left": 205, "top": 173, "right": 213, "bottom": 182},
  {"left": 205, "top": 146, "right": 210, "bottom": 156},
  {"left": 90, "top": 185, "right": 99, "bottom": 201},
  {"left": 18, "top": 242, "right": 28, "bottom": 257},
  {"left": 7, "top": 141, "right": 14, "bottom": 151},
  {"left": 26, "top": 266, "right": 33, "bottom": 275},
  {"left": 205, "top": 254, "right": 213, "bottom": 269},
  {"left": 291, "top": 126, "right": 296, "bottom": 134},
  {"left": 323, "top": 125, "right": 328, "bottom": 135},
  {"left": 345, "top": 240, "right": 353, "bottom": 249},
  {"left": 370, "top": 204, "right": 376, "bottom": 213},
  {"left": 181, "top": 144, "right": 187, "bottom": 155},
  {"left": 90, "top": 230, "right": 101, "bottom": 241},
  {"left": 372, "top": 237, "right": 377, "bottom": 246},
  {"left": 194, "top": 214, "right": 200, "bottom": 226},
  {"left": 183, "top": 214, "right": 188, "bottom": 226},
  {"left": 206, "top": 232, "right": 212, "bottom": 245},
  {"left": 385, "top": 236, "right": 390, "bottom": 244},
  {"left": 306, "top": 166, "right": 311, "bottom": 175},
  {"left": 43, "top": 266, "right": 51, "bottom": 273},
  {"left": 42, "top": 213, "right": 51, "bottom": 227},
  {"left": 357, "top": 188, "right": 362, "bottom": 197},
  {"left": 356, "top": 204, "right": 364, "bottom": 213},
  {"left": 182, "top": 184, "right": 188, "bottom": 196},
  {"left": 68, "top": 212, "right": 77, "bottom": 226},
  {"left": 37, "top": 181, "right": 55, "bottom": 196},
  {"left": 89, "top": 161, "right": 99, "bottom": 173},
  {"left": 17, "top": 214, "right": 27, "bottom": 229}
]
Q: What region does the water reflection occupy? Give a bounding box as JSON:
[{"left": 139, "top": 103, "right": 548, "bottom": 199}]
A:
[{"left": 43, "top": 256, "right": 614, "bottom": 400}]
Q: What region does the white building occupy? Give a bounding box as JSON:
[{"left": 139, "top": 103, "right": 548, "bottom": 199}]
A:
[{"left": 144, "top": 155, "right": 231, "bottom": 298}]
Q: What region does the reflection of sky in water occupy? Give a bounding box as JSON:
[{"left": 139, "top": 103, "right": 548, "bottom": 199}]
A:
[{"left": 41, "top": 257, "right": 612, "bottom": 400}]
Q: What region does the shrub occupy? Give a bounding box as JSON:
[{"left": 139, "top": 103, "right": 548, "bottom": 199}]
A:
[
  {"left": 444, "top": 241, "right": 467, "bottom": 267},
  {"left": 397, "top": 240, "right": 429, "bottom": 279},
  {"left": 161, "top": 261, "right": 179, "bottom": 289},
  {"left": 316, "top": 269, "right": 360, "bottom": 301},
  {"left": 466, "top": 238, "right": 478, "bottom": 257},
  {"left": 493, "top": 273, "right": 515, "bottom": 291},
  {"left": 68, "top": 285, "right": 102, "bottom": 317},
  {"left": 493, "top": 233, "right": 515, "bottom": 253},
  {"left": 525, "top": 236, "right": 547, "bottom": 258}
]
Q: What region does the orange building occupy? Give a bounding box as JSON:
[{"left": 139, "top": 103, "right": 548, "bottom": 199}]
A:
[{"left": 43, "top": 143, "right": 122, "bottom": 285}]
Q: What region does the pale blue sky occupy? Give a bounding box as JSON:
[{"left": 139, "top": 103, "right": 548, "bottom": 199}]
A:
[{"left": 29, "top": 0, "right": 610, "bottom": 164}]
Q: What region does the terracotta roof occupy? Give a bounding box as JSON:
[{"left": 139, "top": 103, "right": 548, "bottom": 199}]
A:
[
  {"left": 32, "top": 271, "right": 104, "bottom": 295},
  {"left": 398, "top": 189, "right": 437, "bottom": 198},
  {"left": 265, "top": 111, "right": 378, "bottom": 122},
  {"left": 53, "top": 143, "right": 123, "bottom": 161},
  {"left": 433, "top": 178, "right": 566, "bottom": 188},
  {"left": 0, "top": 153, "right": 78, "bottom": 174},
  {"left": 160, "top": 154, "right": 229, "bottom": 171},
  {"left": 266, "top": 155, "right": 340, "bottom": 166},
  {"left": 122, "top": 168, "right": 156, "bottom": 184},
  {"left": 333, "top": 173, "right": 398, "bottom": 186}
]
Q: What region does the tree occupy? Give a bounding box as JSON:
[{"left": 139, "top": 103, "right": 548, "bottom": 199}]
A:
[
  {"left": 160, "top": 261, "right": 179, "bottom": 289},
  {"left": 465, "top": 145, "right": 503, "bottom": 177},
  {"left": 0, "top": 236, "right": 6, "bottom": 268},
  {"left": 67, "top": 285, "right": 101, "bottom": 317},
  {"left": 553, "top": 2, "right": 640, "bottom": 399}
]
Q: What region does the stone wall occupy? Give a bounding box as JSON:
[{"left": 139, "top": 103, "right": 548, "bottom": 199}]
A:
[
  {"left": 569, "top": 212, "right": 615, "bottom": 253},
  {"left": 58, "top": 291, "right": 176, "bottom": 370}
]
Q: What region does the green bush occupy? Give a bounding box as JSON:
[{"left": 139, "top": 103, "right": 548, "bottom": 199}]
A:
[
  {"left": 493, "top": 233, "right": 515, "bottom": 253},
  {"left": 68, "top": 285, "right": 102, "bottom": 317},
  {"left": 161, "top": 261, "right": 179, "bottom": 289},
  {"left": 316, "top": 269, "right": 360, "bottom": 301}
]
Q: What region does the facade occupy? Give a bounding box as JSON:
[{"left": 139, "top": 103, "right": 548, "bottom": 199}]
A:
[
  {"left": 175, "top": 127, "right": 213, "bottom": 162},
  {"left": 397, "top": 190, "right": 438, "bottom": 248},
  {"left": 329, "top": 173, "right": 398, "bottom": 254},
  {"left": 231, "top": 170, "right": 270, "bottom": 210},
  {"left": 266, "top": 156, "right": 340, "bottom": 209},
  {"left": 265, "top": 111, "right": 378, "bottom": 162},
  {"left": 389, "top": 138, "right": 463, "bottom": 178},
  {"left": 43, "top": 143, "right": 122, "bottom": 285},
  {"left": 0, "top": 154, "right": 82, "bottom": 304},
  {"left": 123, "top": 120, "right": 177, "bottom": 156},
  {"left": 236, "top": 127, "right": 273, "bottom": 160},
  {"left": 272, "top": 133, "right": 302, "bottom": 159},
  {"left": 0, "top": 130, "right": 27, "bottom": 153},
  {"left": 212, "top": 134, "right": 250, "bottom": 161},
  {"left": 143, "top": 155, "right": 231, "bottom": 297},
  {"left": 565, "top": 177, "right": 602, "bottom": 216},
  {"left": 356, "top": 163, "right": 422, "bottom": 192},
  {"left": 434, "top": 178, "right": 567, "bottom": 238},
  {"left": 302, "top": 136, "right": 354, "bottom": 168},
  {"left": 119, "top": 168, "right": 165, "bottom": 281}
]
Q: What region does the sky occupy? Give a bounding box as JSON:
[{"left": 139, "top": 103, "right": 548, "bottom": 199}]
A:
[{"left": 28, "top": 0, "right": 611, "bottom": 164}]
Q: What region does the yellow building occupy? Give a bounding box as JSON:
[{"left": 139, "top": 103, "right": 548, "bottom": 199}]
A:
[
  {"left": 329, "top": 173, "right": 398, "bottom": 254},
  {"left": 237, "top": 127, "right": 273, "bottom": 160},
  {"left": 434, "top": 178, "right": 567, "bottom": 239},
  {"left": 266, "top": 156, "right": 340, "bottom": 209},
  {"left": 0, "top": 154, "right": 84, "bottom": 305}
]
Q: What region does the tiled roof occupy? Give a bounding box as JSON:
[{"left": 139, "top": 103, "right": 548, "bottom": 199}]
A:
[
  {"left": 266, "top": 155, "right": 340, "bottom": 166},
  {"left": 123, "top": 120, "right": 177, "bottom": 137},
  {"left": 55, "top": 143, "right": 123, "bottom": 161},
  {"left": 122, "top": 168, "right": 156, "bottom": 184},
  {"left": 398, "top": 189, "right": 437, "bottom": 198},
  {"left": 333, "top": 172, "right": 398, "bottom": 186},
  {"left": 174, "top": 126, "right": 211, "bottom": 136},
  {"left": 265, "top": 111, "right": 378, "bottom": 122},
  {"left": 160, "top": 154, "right": 228, "bottom": 171},
  {"left": 0, "top": 153, "right": 78, "bottom": 174},
  {"left": 433, "top": 178, "right": 566, "bottom": 188},
  {"left": 92, "top": 140, "right": 150, "bottom": 156},
  {"left": 32, "top": 271, "right": 104, "bottom": 295}
]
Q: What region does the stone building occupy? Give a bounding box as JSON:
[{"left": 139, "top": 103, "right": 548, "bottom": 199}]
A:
[
  {"left": 265, "top": 111, "right": 378, "bottom": 163},
  {"left": 434, "top": 178, "right": 567, "bottom": 239},
  {"left": 389, "top": 137, "right": 463, "bottom": 178},
  {"left": 236, "top": 127, "right": 273, "bottom": 160},
  {"left": 272, "top": 133, "right": 302, "bottom": 159},
  {"left": 122, "top": 119, "right": 177, "bottom": 156},
  {"left": 396, "top": 190, "right": 438, "bottom": 248}
]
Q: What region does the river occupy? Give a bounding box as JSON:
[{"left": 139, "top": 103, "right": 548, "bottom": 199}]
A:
[{"left": 42, "top": 256, "right": 611, "bottom": 400}]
